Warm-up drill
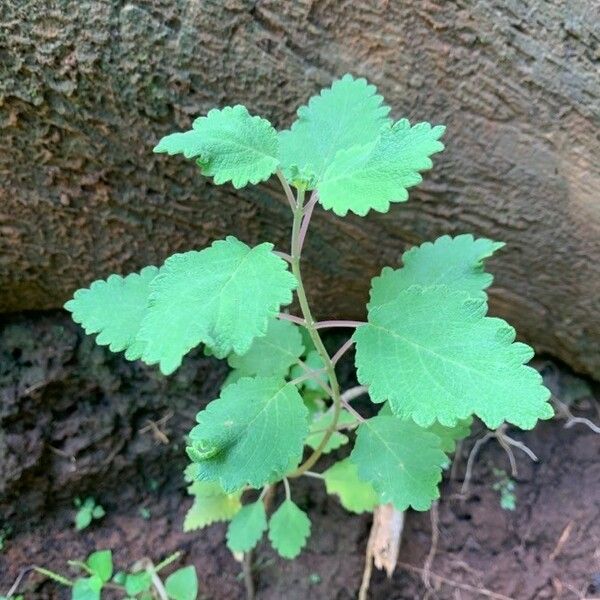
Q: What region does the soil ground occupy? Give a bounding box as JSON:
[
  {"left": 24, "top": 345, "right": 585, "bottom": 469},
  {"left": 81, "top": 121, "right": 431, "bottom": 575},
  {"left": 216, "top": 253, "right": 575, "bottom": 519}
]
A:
[{"left": 1, "top": 313, "right": 599, "bottom": 599}]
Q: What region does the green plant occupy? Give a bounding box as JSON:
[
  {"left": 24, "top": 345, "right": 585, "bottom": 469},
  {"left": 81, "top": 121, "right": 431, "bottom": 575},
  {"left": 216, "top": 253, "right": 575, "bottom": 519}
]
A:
[
  {"left": 74, "top": 497, "right": 105, "bottom": 531},
  {"left": 65, "top": 75, "right": 552, "bottom": 561},
  {"left": 492, "top": 468, "right": 517, "bottom": 511},
  {"left": 8, "top": 550, "right": 197, "bottom": 600}
]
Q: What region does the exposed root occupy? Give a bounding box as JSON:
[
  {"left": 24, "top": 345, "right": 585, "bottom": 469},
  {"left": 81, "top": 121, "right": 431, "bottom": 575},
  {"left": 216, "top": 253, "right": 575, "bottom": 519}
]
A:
[
  {"left": 422, "top": 501, "right": 439, "bottom": 591},
  {"left": 461, "top": 425, "right": 538, "bottom": 495},
  {"left": 554, "top": 398, "right": 600, "bottom": 434}
]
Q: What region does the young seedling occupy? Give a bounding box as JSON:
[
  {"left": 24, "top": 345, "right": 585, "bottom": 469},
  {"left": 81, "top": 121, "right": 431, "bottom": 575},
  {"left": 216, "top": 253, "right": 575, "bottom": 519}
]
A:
[
  {"left": 65, "top": 75, "right": 552, "bottom": 564},
  {"left": 4, "top": 550, "right": 198, "bottom": 600},
  {"left": 492, "top": 468, "right": 517, "bottom": 511},
  {"left": 73, "top": 497, "right": 105, "bottom": 531}
]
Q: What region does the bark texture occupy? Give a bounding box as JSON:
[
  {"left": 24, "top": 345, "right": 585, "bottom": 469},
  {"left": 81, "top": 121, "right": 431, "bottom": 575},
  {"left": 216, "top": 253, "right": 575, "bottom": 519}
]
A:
[{"left": 1, "top": 0, "right": 599, "bottom": 376}]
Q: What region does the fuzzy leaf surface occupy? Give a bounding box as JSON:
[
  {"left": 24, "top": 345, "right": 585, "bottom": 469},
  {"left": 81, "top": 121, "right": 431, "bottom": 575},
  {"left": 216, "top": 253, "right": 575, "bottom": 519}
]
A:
[
  {"left": 278, "top": 74, "right": 391, "bottom": 186},
  {"left": 228, "top": 319, "right": 304, "bottom": 377},
  {"left": 226, "top": 501, "right": 267, "bottom": 552},
  {"left": 187, "top": 377, "right": 308, "bottom": 492},
  {"left": 350, "top": 416, "right": 447, "bottom": 511},
  {"left": 369, "top": 235, "right": 504, "bottom": 309},
  {"left": 138, "top": 237, "right": 297, "bottom": 374},
  {"left": 268, "top": 500, "right": 311, "bottom": 559},
  {"left": 154, "top": 105, "right": 279, "bottom": 188},
  {"left": 354, "top": 285, "right": 552, "bottom": 428},
  {"left": 323, "top": 458, "right": 378, "bottom": 513},
  {"left": 64, "top": 266, "right": 158, "bottom": 360},
  {"left": 318, "top": 119, "right": 445, "bottom": 216}
]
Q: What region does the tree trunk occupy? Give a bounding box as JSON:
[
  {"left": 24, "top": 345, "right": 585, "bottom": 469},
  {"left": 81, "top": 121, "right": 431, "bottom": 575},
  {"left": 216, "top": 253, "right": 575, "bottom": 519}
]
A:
[{"left": 1, "top": 0, "right": 598, "bottom": 377}]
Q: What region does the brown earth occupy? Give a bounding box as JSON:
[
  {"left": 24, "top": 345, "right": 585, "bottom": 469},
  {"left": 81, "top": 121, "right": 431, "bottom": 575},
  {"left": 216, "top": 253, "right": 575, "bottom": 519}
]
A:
[{"left": 1, "top": 312, "right": 599, "bottom": 600}]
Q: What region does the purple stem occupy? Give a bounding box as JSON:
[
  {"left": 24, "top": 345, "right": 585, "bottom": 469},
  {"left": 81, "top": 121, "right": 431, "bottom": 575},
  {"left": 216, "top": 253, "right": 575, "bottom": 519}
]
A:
[
  {"left": 314, "top": 320, "right": 366, "bottom": 330},
  {"left": 273, "top": 251, "right": 292, "bottom": 263},
  {"left": 298, "top": 191, "right": 319, "bottom": 253},
  {"left": 331, "top": 338, "right": 355, "bottom": 365},
  {"left": 278, "top": 313, "right": 306, "bottom": 326}
]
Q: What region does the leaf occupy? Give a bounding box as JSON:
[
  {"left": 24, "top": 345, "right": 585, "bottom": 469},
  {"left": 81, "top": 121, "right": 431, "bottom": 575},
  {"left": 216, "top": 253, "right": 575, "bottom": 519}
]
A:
[
  {"left": 165, "top": 566, "right": 198, "bottom": 600},
  {"left": 290, "top": 350, "right": 327, "bottom": 392},
  {"left": 187, "top": 377, "right": 309, "bottom": 492},
  {"left": 369, "top": 235, "right": 504, "bottom": 309},
  {"left": 154, "top": 105, "right": 279, "bottom": 188},
  {"left": 228, "top": 319, "right": 304, "bottom": 377},
  {"left": 72, "top": 576, "right": 103, "bottom": 600},
  {"left": 64, "top": 266, "right": 158, "bottom": 360},
  {"left": 323, "top": 458, "right": 378, "bottom": 513},
  {"left": 268, "top": 500, "right": 311, "bottom": 559},
  {"left": 226, "top": 501, "right": 267, "bottom": 552},
  {"left": 87, "top": 550, "right": 113, "bottom": 583},
  {"left": 75, "top": 508, "right": 92, "bottom": 531},
  {"left": 124, "top": 572, "right": 152, "bottom": 596},
  {"left": 278, "top": 74, "right": 391, "bottom": 186},
  {"left": 318, "top": 119, "right": 445, "bottom": 216},
  {"left": 354, "top": 285, "right": 553, "bottom": 429},
  {"left": 138, "top": 237, "right": 297, "bottom": 374},
  {"left": 183, "top": 481, "right": 242, "bottom": 531},
  {"left": 379, "top": 403, "right": 471, "bottom": 453},
  {"left": 350, "top": 416, "right": 447, "bottom": 511},
  {"left": 305, "top": 410, "right": 357, "bottom": 453}
]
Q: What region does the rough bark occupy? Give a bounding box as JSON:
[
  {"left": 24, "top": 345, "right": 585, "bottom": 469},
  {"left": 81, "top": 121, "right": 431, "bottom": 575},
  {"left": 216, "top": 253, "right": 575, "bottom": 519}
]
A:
[{"left": 1, "top": 0, "right": 598, "bottom": 377}]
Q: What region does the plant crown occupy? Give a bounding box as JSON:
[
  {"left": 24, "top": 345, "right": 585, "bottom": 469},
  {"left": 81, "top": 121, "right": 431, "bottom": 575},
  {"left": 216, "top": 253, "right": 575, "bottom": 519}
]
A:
[{"left": 65, "top": 74, "right": 552, "bottom": 560}]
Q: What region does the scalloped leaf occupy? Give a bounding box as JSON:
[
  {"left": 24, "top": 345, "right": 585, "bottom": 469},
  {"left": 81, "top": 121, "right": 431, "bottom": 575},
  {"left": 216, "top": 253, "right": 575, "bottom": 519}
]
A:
[
  {"left": 154, "top": 105, "right": 279, "bottom": 188},
  {"left": 323, "top": 458, "right": 378, "bottom": 513},
  {"left": 268, "top": 500, "right": 311, "bottom": 559},
  {"left": 226, "top": 501, "right": 267, "bottom": 553},
  {"left": 137, "top": 237, "right": 297, "bottom": 374},
  {"left": 64, "top": 266, "right": 158, "bottom": 360},
  {"left": 350, "top": 416, "right": 447, "bottom": 511},
  {"left": 369, "top": 234, "right": 505, "bottom": 309},
  {"left": 183, "top": 481, "right": 242, "bottom": 532},
  {"left": 228, "top": 319, "right": 304, "bottom": 377},
  {"left": 278, "top": 74, "right": 391, "bottom": 187},
  {"left": 318, "top": 119, "right": 445, "bottom": 216},
  {"left": 354, "top": 285, "right": 553, "bottom": 429},
  {"left": 187, "top": 377, "right": 309, "bottom": 492}
]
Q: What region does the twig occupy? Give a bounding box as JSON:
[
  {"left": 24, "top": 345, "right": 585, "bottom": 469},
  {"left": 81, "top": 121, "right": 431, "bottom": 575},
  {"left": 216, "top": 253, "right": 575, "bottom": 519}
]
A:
[
  {"left": 549, "top": 521, "right": 574, "bottom": 561},
  {"left": 397, "top": 562, "right": 515, "bottom": 600}
]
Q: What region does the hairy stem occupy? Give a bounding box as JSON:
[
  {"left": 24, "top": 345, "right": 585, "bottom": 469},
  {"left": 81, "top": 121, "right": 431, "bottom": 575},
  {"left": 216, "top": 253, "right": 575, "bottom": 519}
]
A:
[{"left": 288, "top": 188, "right": 343, "bottom": 478}]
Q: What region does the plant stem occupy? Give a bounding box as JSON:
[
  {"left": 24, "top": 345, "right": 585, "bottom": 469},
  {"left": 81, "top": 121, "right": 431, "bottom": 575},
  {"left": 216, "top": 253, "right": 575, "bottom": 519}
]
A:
[
  {"left": 276, "top": 169, "right": 297, "bottom": 211},
  {"left": 314, "top": 320, "right": 365, "bottom": 330},
  {"left": 288, "top": 188, "right": 343, "bottom": 478}
]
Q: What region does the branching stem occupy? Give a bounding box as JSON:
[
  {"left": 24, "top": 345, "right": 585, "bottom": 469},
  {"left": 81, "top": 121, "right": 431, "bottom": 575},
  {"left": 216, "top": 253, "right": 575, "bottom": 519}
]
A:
[{"left": 287, "top": 187, "right": 343, "bottom": 478}]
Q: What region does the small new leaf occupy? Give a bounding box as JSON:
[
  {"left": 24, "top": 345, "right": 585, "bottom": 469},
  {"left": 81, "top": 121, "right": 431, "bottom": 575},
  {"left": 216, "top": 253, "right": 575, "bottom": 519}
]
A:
[
  {"left": 305, "top": 410, "right": 356, "bottom": 453},
  {"left": 86, "top": 550, "right": 113, "bottom": 583},
  {"left": 187, "top": 377, "right": 309, "bottom": 492},
  {"left": 350, "top": 416, "right": 447, "bottom": 511},
  {"left": 226, "top": 501, "right": 267, "bottom": 553},
  {"left": 318, "top": 119, "right": 445, "bottom": 216},
  {"left": 184, "top": 481, "right": 242, "bottom": 532},
  {"left": 138, "top": 237, "right": 297, "bottom": 374},
  {"left": 354, "top": 285, "right": 553, "bottom": 429},
  {"left": 268, "top": 500, "right": 311, "bottom": 559},
  {"left": 279, "top": 74, "right": 391, "bottom": 186},
  {"left": 323, "top": 458, "right": 378, "bottom": 514},
  {"left": 154, "top": 105, "right": 279, "bottom": 188},
  {"left": 228, "top": 319, "right": 304, "bottom": 377},
  {"left": 72, "top": 576, "right": 103, "bottom": 600},
  {"left": 369, "top": 234, "right": 504, "bottom": 309},
  {"left": 164, "top": 566, "right": 198, "bottom": 600},
  {"left": 64, "top": 266, "right": 158, "bottom": 360}
]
